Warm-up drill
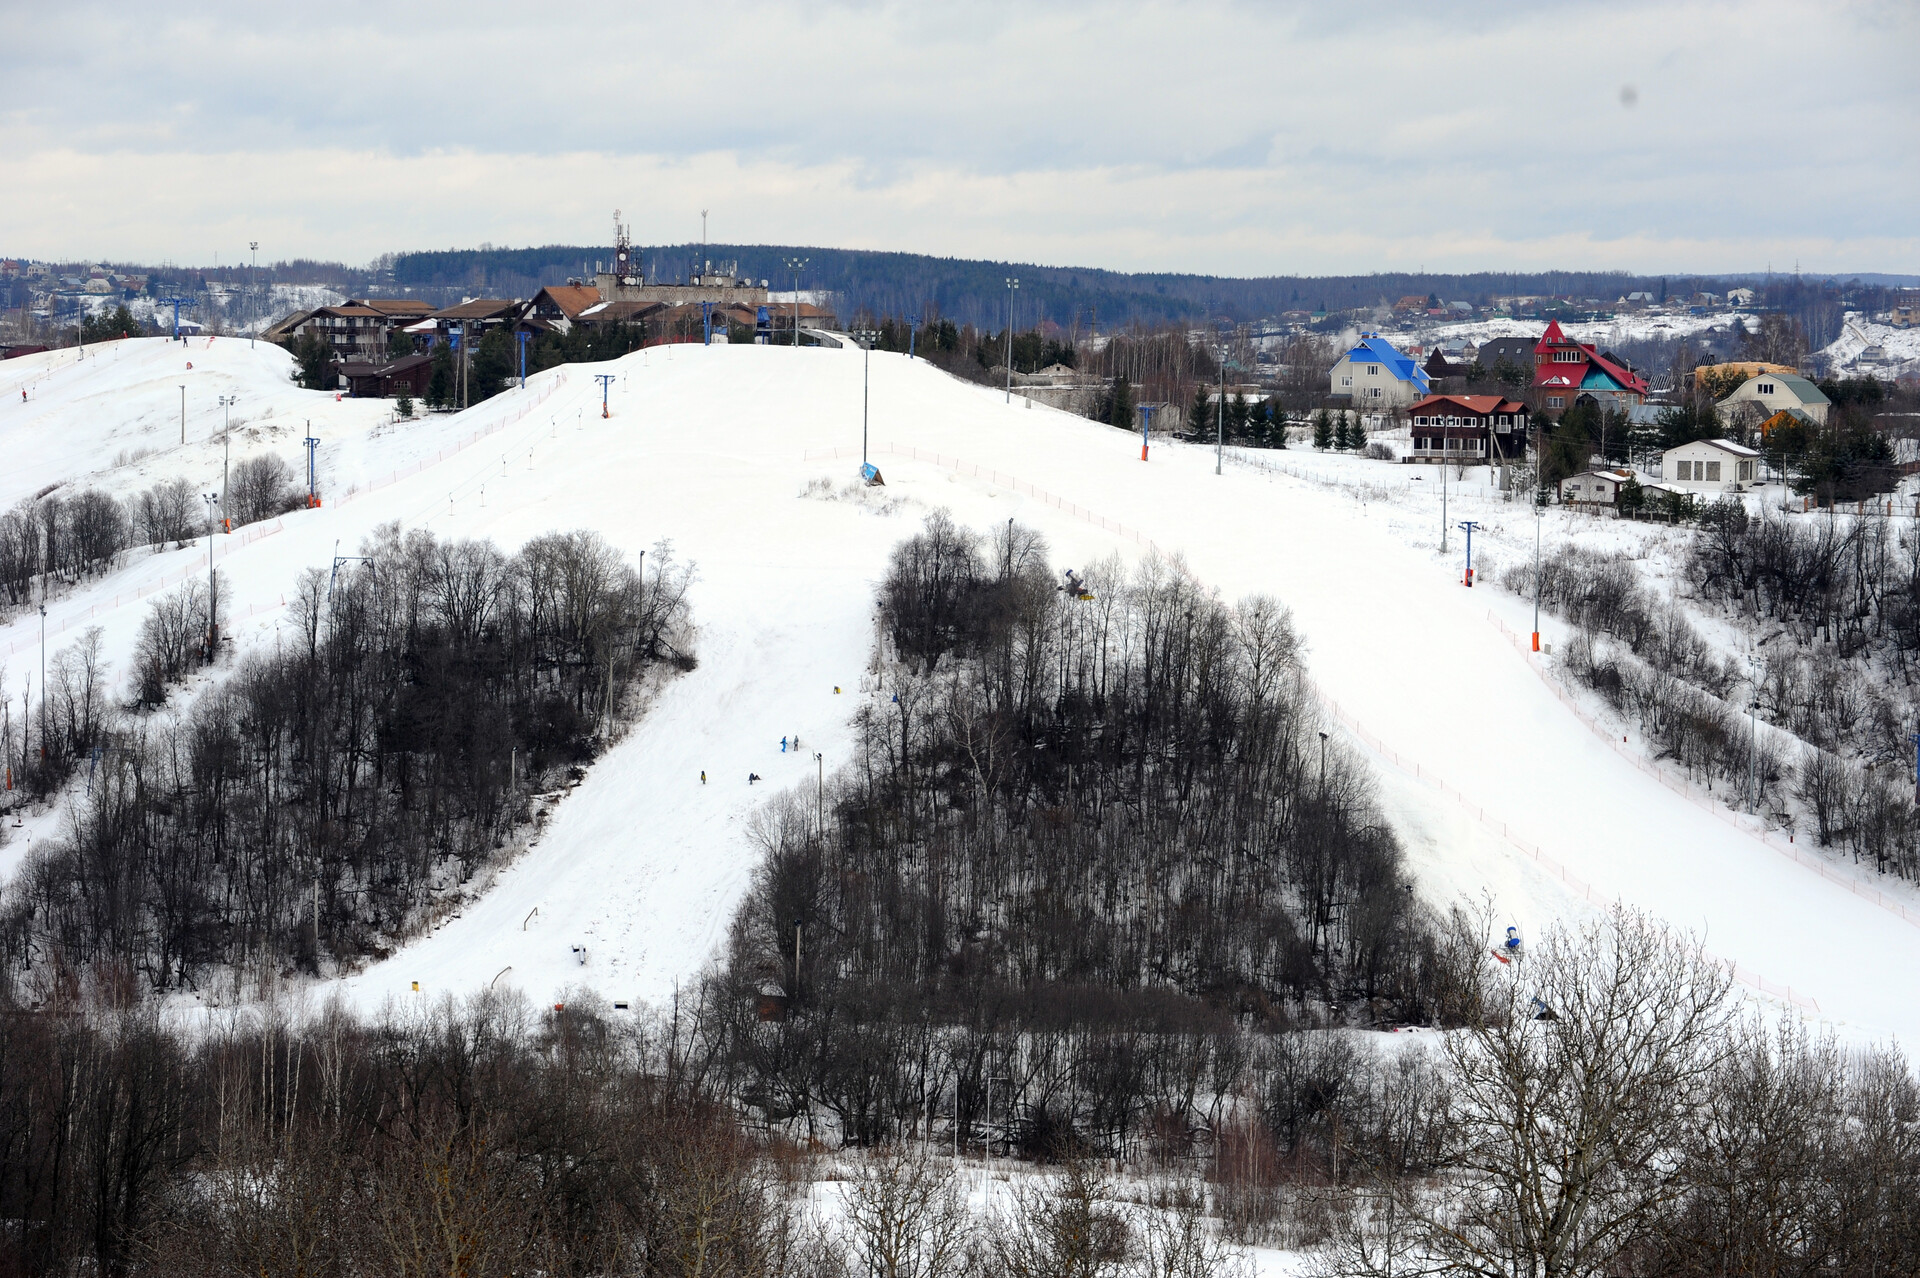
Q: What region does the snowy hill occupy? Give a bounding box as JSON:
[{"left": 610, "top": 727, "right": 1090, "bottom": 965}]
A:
[{"left": 3, "top": 337, "right": 1918, "bottom": 1045}]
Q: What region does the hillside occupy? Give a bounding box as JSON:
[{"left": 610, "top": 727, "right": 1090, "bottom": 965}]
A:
[{"left": 1, "top": 337, "right": 1917, "bottom": 1045}]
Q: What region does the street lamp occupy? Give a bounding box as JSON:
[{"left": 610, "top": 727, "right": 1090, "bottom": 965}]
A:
[
  {"left": 783, "top": 256, "right": 808, "bottom": 347},
  {"left": 248, "top": 241, "right": 258, "bottom": 348},
  {"left": 1531, "top": 497, "right": 1543, "bottom": 651},
  {"left": 217, "top": 394, "right": 237, "bottom": 527},
  {"left": 853, "top": 328, "right": 879, "bottom": 482},
  {"left": 202, "top": 493, "right": 220, "bottom": 656},
  {"left": 1003, "top": 278, "right": 1019, "bottom": 403}
]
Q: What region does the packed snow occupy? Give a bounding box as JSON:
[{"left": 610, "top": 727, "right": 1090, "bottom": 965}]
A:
[{"left": 3, "top": 336, "right": 1918, "bottom": 1055}]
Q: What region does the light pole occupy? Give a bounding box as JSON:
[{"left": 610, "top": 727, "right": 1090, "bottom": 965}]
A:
[
  {"left": 853, "top": 329, "right": 879, "bottom": 482},
  {"left": 202, "top": 493, "right": 220, "bottom": 656},
  {"left": 813, "top": 751, "right": 824, "bottom": 840},
  {"left": 1531, "top": 496, "right": 1543, "bottom": 651},
  {"left": 217, "top": 394, "right": 237, "bottom": 527},
  {"left": 304, "top": 430, "right": 320, "bottom": 508},
  {"left": 1458, "top": 520, "right": 1480, "bottom": 587},
  {"left": 783, "top": 256, "right": 808, "bottom": 347},
  {"left": 248, "top": 241, "right": 258, "bottom": 348},
  {"left": 1003, "top": 277, "right": 1019, "bottom": 403},
  {"left": 178, "top": 385, "right": 186, "bottom": 445},
  {"left": 1440, "top": 448, "right": 1449, "bottom": 553},
  {"left": 515, "top": 329, "right": 531, "bottom": 388}
]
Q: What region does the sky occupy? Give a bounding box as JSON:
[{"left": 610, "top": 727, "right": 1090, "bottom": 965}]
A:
[{"left": 2, "top": 0, "right": 1916, "bottom": 277}]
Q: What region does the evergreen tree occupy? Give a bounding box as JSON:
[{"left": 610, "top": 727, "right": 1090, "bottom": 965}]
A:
[
  {"left": 387, "top": 326, "right": 415, "bottom": 359},
  {"left": 1312, "top": 408, "right": 1334, "bottom": 451},
  {"left": 395, "top": 387, "right": 414, "bottom": 419},
  {"left": 426, "top": 343, "right": 454, "bottom": 408},
  {"left": 1335, "top": 410, "right": 1354, "bottom": 450},
  {"left": 1227, "top": 394, "right": 1250, "bottom": 443},
  {"left": 470, "top": 328, "right": 514, "bottom": 402},
  {"left": 1108, "top": 376, "right": 1135, "bottom": 431},
  {"left": 292, "top": 331, "right": 334, "bottom": 391},
  {"left": 1190, "top": 386, "right": 1212, "bottom": 439},
  {"left": 1270, "top": 404, "right": 1289, "bottom": 449}
]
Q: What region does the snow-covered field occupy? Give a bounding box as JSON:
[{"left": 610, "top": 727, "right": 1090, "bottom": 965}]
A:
[{"left": 4, "top": 336, "right": 1919, "bottom": 1054}]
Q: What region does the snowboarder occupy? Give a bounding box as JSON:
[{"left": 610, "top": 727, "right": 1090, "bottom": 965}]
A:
[
  {"left": 781, "top": 736, "right": 788, "bottom": 753},
  {"left": 748, "top": 772, "right": 761, "bottom": 784},
  {"left": 700, "top": 770, "right": 706, "bottom": 785}
]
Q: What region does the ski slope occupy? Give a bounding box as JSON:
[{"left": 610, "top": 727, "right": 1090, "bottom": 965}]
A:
[{"left": 3, "top": 337, "right": 1918, "bottom": 1046}]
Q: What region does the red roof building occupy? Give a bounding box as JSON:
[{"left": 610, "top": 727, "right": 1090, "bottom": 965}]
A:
[
  {"left": 1407, "top": 394, "right": 1530, "bottom": 465},
  {"left": 1533, "top": 320, "right": 1648, "bottom": 415}
]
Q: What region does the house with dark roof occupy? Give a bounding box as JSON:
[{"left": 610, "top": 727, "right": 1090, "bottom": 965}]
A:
[
  {"left": 1330, "top": 334, "right": 1429, "bottom": 413},
  {"left": 1476, "top": 336, "right": 1537, "bottom": 376},
  {"left": 1532, "top": 321, "right": 1649, "bottom": 416},
  {"left": 339, "top": 353, "right": 433, "bottom": 399},
  {"left": 522, "top": 286, "right": 603, "bottom": 332},
  {"left": 1407, "top": 394, "right": 1530, "bottom": 465}
]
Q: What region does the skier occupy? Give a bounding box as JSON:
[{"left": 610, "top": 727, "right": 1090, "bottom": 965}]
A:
[
  {"left": 700, "top": 770, "right": 706, "bottom": 785},
  {"left": 748, "top": 772, "right": 761, "bottom": 784},
  {"left": 781, "top": 736, "right": 788, "bottom": 753},
  {"left": 1493, "top": 926, "right": 1524, "bottom": 964}
]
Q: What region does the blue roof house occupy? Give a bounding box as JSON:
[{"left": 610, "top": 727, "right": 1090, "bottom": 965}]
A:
[{"left": 1329, "top": 334, "right": 1430, "bottom": 416}]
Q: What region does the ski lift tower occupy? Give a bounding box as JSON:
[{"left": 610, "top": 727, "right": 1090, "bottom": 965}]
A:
[
  {"left": 159, "top": 296, "right": 190, "bottom": 341},
  {"left": 303, "top": 430, "right": 321, "bottom": 508}
]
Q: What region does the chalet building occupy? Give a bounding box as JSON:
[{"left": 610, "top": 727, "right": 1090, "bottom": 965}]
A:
[
  {"left": 425, "top": 299, "right": 522, "bottom": 345},
  {"left": 1718, "top": 371, "right": 1830, "bottom": 427},
  {"left": 338, "top": 353, "right": 433, "bottom": 399},
  {"left": 1661, "top": 438, "right": 1760, "bottom": 493},
  {"left": 1476, "top": 336, "right": 1536, "bottom": 375},
  {"left": 1329, "top": 334, "right": 1429, "bottom": 413},
  {"left": 288, "top": 304, "right": 389, "bottom": 360},
  {"left": 1407, "top": 394, "right": 1529, "bottom": 465},
  {"left": 522, "top": 285, "right": 603, "bottom": 332},
  {"left": 1533, "top": 320, "right": 1649, "bottom": 415}
]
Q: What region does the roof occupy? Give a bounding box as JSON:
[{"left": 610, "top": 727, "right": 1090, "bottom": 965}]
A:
[
  {"left": 337, "top": 353, "right": 433, "bottom": 377},
  {"left": 353, "top": 298, "right": 434, "bottom": 316},
  {"left": 1563, "top": 468, "right": 1633, "bottom": 483},
  {"left": 578, "top": 300, "right": 667, "bottom": 322},
  {"left": 1768, "top": 372, "right": 1830, "bottom": 406},
  {"left": 531, "top": 286, "right": 602, "bottom": 319},
  {"left": 1341, "top": 335, "right": 1430, "bottom": 389},
  {"left": 261, "top": 309, "right": 313, "bottom": 341},
  {"left": 1533, "top": 320, "right": 1649, "bottom": 395},
  {"left": 430, "top": 299, "right": 521, "bottom": 321},
  {"left": 1663, "top": 437, "right": 1760, "bottom": 458},
  {"left": 1410, "top": 394, "right": 1528, "bottom": 416},
  {"left": 316, "top": 305, "right": 383, "bottom": 319}
]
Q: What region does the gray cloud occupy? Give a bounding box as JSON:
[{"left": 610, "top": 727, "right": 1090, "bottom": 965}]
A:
[{"left": 2, "top": 0, "right": 1914, "bottom": 272}]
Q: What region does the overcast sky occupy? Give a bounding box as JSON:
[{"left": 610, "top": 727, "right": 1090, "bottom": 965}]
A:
[{"left": 3, "top": 1, "right": 1915, "bottom": 276}]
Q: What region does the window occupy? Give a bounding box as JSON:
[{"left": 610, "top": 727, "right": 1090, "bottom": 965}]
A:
[
  {"left": 1758, "top": 383, "right": 1774, "bottom": 395},
  {"left": 1341, "top": 376, "right": 1352, "bottom": 387},
  {"left": 1368, "top": 365, "right": 1379, "bottom": 376},
  {"left": 1739, "top": 460, "right": 1754, "bottom": 481},
  {"left": 1369, "top": 387, "right": 1381, "bottom": 398},
  {"left": 1706, "top": 461, "right": 1721, "bottom": 481},
  {"left": 1548, "top": 396, "right": 1564, "bottom": 409}
]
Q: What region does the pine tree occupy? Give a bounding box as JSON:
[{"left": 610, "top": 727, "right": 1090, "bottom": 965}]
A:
[
  {"left": 1334, "top": 411, "right": 1352, "bottom": 450},
  {"left": 426, "top": 343, "right": 454, "bottom": 408},
  {"left": 1108, "top": 376, "right": 1135, "bottom": 431},
  {"left": 1270, "top": 404, "right": 1289, "bottom": 449},
  {"left": 1190, "top": 387, "right": 1212, "bottom": 439},
  {"left": 1227, "top": 394, "right": 1250, "bottom": 443},
  {"left": 1312, "top": 408, "right": 1333, "bottom": 451}
]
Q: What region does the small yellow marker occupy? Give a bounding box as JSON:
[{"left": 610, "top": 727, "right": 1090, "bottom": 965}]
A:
[{"left": 411, "top": 981, "right": 419, "bottom": 991}]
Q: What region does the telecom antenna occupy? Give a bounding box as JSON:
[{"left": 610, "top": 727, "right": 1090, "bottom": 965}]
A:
[{"left": 612, "top": 209, "right": 636, "bottom": 284}]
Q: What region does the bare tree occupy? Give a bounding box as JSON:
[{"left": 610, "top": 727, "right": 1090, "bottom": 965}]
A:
[{"left": 840, "top": 1144, "right": 976, "bottom": 1278}]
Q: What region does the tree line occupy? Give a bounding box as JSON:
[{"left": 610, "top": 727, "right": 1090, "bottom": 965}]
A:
[{"left": 0, "top": 524, "right": 694, "bottom": 995}]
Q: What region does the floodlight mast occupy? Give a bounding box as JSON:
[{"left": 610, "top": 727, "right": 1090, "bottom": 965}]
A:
[{"left": 1003, "top": 278, "right": 1019, "bottom": 403}]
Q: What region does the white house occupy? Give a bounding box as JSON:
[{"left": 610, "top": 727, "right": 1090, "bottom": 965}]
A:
[
  {"left": 1559, "top": 467, "right": 1635, "bottom": 505},
  {"left": 1660, "top": 438, "right": 1761, "bottom": 493},
  {"left": 1717, "top": 371, "right": 1830, "bottom": 426},
  {"left": 1328, "top": 334, "right": 1429, "bottom": 413}
]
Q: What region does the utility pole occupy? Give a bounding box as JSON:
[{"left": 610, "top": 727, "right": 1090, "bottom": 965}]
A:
[
  {"left": 1003, "top": 278, "right": 1019, "bottom": 403},
  {"left": 792, "top": 917, "right": 802, "bottom": 1003},
  {"left": 814, "top": 751, "right": 824, "bottom": 840},
  {"left": 515, "top": 329, "right": 530, "bottom": 388},
  {"left": 249, "top": 241, "right": 258, "bottom": 348},
  {"left": 178, "top": 385, "right": 186, "bottom": 445},
  {"left": 1440, "top": 452, "right": 1450, "bottom": 553},
  {"left": 304, "top": 430, "right": 320, "bottom": 508}
]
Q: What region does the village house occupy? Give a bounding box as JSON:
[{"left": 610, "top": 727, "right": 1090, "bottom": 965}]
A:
[
  {"left": 1406, "top": 394, "right": 1529, "bottom": 465},
  {"left": 1661, "top": 438, "right": 1761, "bottom": 493},
  {"left": 338, "top": 353, "right": 433, "bottom": 399},
  {"left": 1559, "top": 467, "right": 1635, "bottom": 505},
  {"left": 522, "top": 285, "right": 603, "bottom": 332},
  {"left": 1329, "top": 334, "right": 1429, "bottom": 415},
  {"left": 1717, "top": 371, "right": 1830, "bottom": 427},
  {"left": 1533, "top": 320, "right": 1649, "bottom": 415}
]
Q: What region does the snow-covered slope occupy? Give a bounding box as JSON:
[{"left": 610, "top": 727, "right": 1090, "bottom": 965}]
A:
[{"left": 4, "top": 338, "right": 1918, "bottom": 1046}]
